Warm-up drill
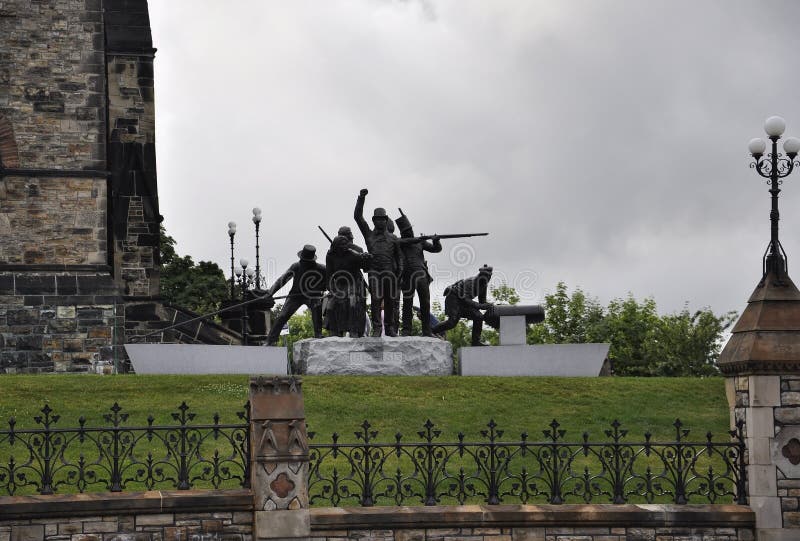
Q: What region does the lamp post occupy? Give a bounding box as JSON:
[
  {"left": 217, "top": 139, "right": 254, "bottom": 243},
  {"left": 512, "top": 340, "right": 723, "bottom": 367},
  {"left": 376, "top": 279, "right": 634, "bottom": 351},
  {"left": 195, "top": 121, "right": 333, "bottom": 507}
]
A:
[
  {"left": 748, "top": 115, "right": 800, "bottom": 281},
  {"left": 228, "top": 221, "right": 237, "bottom": 299},
  {"left": 252, "top": 207, "right": 263, "bottom": 289},
  {"left": 234, "top": 258, "right": 257, "bottom": 345}
]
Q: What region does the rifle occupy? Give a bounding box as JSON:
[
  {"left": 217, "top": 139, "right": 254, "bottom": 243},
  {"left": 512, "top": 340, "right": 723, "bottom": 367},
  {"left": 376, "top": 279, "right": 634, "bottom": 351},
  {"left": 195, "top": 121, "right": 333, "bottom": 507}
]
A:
[
  {"left": 396, "top": 232, "right": 489, "bottom": 244},
  {"left": 317, "top": 225, "right": 333, "bottom": 244}
]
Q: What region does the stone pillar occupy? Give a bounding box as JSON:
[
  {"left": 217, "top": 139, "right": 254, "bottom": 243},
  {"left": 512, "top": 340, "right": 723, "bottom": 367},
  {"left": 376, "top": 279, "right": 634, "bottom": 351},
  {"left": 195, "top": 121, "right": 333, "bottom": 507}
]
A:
[
  {"left": 249, "top": 375, "right": 310, "bottom": 541},
  {"left": 719, "top": 270, "right": 800, "bottom": 540}
]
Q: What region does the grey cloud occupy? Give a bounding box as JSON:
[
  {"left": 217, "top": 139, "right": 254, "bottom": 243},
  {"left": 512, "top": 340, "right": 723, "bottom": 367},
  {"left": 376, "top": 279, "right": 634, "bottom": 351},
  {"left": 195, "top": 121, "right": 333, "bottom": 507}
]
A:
[{"left": 149, "top": 0, "right": 800, "bottom": 316}]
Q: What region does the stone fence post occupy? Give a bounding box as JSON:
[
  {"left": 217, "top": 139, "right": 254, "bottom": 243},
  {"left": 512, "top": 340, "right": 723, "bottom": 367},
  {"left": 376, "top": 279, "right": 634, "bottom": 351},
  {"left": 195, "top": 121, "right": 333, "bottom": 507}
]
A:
[{"left": 250, "top": 375, "right": 310, "bottom": 541}]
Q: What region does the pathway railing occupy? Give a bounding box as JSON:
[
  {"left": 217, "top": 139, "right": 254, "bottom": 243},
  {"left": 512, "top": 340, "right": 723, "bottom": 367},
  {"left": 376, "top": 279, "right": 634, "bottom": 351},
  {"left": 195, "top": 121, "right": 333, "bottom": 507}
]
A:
[
  {"left": 0, "top": 403, "right": 250, "bottom": 495},
  {"left": 307, "top": 419, "right": 747, "bottom": 507}
]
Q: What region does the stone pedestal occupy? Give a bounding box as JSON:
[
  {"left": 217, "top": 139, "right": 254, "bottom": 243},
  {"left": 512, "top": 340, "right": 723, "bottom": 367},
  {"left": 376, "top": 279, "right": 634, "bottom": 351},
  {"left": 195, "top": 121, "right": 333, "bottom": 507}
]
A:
[
  {"left": 293, "top": 336, "right": 453, "bottom": 375},
  {"left": 459, "top": 343, "right": 610, "bottom": 376},
  {"left": 125, "top": 343, "right": 288, "bottom": 374},
  {"left": 249, "top": 375, "right": 310, "bottom": 541}
]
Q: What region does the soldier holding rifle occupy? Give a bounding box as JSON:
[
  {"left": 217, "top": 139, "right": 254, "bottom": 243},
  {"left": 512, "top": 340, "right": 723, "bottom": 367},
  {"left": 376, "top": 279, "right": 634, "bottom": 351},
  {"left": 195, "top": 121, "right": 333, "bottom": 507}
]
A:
[{"left": 394, "top": 208, "right": 442, "bottom": 337}]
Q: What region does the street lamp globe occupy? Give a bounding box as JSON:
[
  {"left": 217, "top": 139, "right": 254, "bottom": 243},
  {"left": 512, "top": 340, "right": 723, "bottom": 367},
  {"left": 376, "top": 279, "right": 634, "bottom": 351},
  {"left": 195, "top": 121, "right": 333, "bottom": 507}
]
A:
[
  {"left": 748, "top": 138, "right": 767, "bottom": 157},
  {"left": 784, "top": 137, "right": 800, "bottom": 156},
  {"left": 765, "top": 116, "right": 786, "bottom": 137}
]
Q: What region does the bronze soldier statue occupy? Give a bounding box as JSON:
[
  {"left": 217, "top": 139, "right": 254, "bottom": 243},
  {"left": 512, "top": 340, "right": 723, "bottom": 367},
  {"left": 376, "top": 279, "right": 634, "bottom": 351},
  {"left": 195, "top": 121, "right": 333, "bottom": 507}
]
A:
[
  {"left": 432, "top": 265, "right": 495, "bottom": 346},
  {"left": 325, "top": 234, "right": 371, "bottom": 337},
  {"left": 264, "top": 245, "right": 327, "bottom": 345},
  {"left": 395, "top": 209, "right": 442, "bottom": 336},
  {"left": 354, "top": 188, "right": 403, "bottom": 337}
]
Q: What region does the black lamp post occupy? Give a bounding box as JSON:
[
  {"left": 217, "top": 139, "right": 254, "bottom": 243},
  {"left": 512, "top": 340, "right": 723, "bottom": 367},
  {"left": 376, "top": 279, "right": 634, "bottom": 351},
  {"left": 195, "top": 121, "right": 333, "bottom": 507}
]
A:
[
  {"left": 748, "top": 116, "right": 800, "bottom": 280},
  {"left": 228, "top": 221, "right": 237, "bottom": 299},
  {"left": 252, "top": 207, "right": 263, "bottom": 289},
  {"left": 234, "top": 258, "right": 256, "bottom": 345}
]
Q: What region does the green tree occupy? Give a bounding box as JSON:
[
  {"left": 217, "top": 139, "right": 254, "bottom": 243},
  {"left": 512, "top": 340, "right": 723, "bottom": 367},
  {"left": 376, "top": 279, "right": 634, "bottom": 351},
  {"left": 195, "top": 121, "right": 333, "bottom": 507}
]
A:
[
  {"left": 527, "top": 282, "right": 736, "bottom": 376},
  {"left": 159, "top": 226, "right": 229, "bottom": 315},
  {"left": 527, "top": 282, "right": 605, "bottom": 344}
]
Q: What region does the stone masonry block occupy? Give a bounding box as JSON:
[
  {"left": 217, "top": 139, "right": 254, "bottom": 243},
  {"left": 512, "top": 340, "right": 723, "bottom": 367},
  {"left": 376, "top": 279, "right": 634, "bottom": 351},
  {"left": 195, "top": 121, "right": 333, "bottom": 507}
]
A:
[
  {"left": 511, "top": 529, "right": 546, "bottom": 541},
  {"left": 748, "top": 464, "right": 778, "bottom": 496},
  {"left": 775, "top": 408, "right": 800, "bottom": 425},
  {"left": 751, "top": 376, "right": 782, "bottom": 407},
  {"left": 725, "top": 378, "right": 736, "bottom": 408},
  {"left": 135, "top": 515, "right": 174, "bottom": 527},
  {"left": 747, "top": 407, "right": 776, "bottom": 438},
  {"left": 750, "top": 496, "right": 783, "bottom": 529},
  {"left": 254, "top": 510, "right": 309, "bottom": 540},
  {"left": 82, "top": 523, "right": 117, "bottom": 534},
  {"left": 747, "top": 436, "right": 773, "bottom": 465},
  {"left": 11, "top": 526, "right": 43, "bottom": 541}
]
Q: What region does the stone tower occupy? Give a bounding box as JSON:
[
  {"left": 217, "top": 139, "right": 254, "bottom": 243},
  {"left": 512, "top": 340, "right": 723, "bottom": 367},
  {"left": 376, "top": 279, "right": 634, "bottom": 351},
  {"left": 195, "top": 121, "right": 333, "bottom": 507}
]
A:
[{"left": 0, "top": 0, "right": 163, "bottom": 372}]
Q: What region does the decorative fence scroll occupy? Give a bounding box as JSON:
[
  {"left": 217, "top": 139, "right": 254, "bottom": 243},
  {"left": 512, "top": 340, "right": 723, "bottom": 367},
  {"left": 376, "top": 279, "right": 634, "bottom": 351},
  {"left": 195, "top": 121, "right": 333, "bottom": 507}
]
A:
[
  {"left": 308, "top": 419, "right": 747, "bottom": 507},
  {"left": 0, "top": 403, "right": 250, "bottom": 495}
]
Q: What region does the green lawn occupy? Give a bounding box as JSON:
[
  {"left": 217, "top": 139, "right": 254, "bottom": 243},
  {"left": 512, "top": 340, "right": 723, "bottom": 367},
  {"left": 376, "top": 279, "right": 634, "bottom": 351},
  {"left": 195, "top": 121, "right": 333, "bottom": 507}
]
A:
[
  {"left": 0, "top": 375, "right": 731, "bottom": 441},
  {"left": 0, "top": 375, "right": 737, "bottom": 502}
]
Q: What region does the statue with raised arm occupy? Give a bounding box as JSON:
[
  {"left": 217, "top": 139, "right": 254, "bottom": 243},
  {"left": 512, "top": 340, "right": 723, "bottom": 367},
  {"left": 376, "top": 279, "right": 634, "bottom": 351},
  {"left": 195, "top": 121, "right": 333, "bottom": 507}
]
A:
[
  {"left": 354, "top": 188, "right": 403, "bottom": 337},
  {"left": 264, "top": 245, "right": 327, "bottom": 345},
  {"left": 432, "top": 264, "right": 495, "bottom": 346},
  {"left": 395, "top": 209, "right": 442, "bottom": 336},
  {"left": 325, "top": 233, "right": 371, "bottom": 337}
]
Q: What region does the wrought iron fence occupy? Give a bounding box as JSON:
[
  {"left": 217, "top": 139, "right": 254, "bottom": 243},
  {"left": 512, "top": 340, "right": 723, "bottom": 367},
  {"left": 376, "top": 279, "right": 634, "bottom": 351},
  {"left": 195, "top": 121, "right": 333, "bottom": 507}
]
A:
[
  {"left": 0, "top": 403, "right": 250, "bottom": 495},
  {"left": 308, "top": 419, "right": 747, "bottom": 507}
]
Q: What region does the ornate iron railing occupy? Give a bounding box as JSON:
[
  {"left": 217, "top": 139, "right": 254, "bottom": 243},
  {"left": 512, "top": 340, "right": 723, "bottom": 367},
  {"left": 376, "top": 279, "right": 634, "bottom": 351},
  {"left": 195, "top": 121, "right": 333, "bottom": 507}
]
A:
[
  {"left": 0, "top": 403, "right": 250, "bottom": 495},
  {"left": 308, "top": 419, "right": 746, "bottom": 507}
]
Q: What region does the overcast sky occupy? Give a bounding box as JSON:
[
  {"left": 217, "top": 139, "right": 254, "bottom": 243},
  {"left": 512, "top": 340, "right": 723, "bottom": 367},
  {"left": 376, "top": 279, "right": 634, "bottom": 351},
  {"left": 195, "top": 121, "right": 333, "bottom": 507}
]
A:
[{"left": 148, "top": 0, "right": 800, "bottom": 317}]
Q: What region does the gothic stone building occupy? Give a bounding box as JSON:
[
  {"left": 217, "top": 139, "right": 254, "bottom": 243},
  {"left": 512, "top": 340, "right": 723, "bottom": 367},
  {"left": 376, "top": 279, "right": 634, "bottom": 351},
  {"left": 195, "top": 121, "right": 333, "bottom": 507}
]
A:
[{"left": 0, "top": 0, "right": 234, "bottom": 373}]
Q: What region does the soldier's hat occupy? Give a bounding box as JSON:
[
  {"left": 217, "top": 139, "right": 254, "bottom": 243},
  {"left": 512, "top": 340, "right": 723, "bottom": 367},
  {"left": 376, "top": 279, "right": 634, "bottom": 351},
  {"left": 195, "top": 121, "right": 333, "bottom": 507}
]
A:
[
  {"left": 337, "top": 226, "right": 352, "bottom": 237},
  {"left": 372, "top": 207, "right": 388, "bottom": 220},
  {"left": 395, "top": 214, "right": 412, "bottom": 233},
  {"left": 298, "top": 244, "right": 317, "bottom": 261},
  {"left": 478, "top": 264, "right": 493, "bottom": 274}
]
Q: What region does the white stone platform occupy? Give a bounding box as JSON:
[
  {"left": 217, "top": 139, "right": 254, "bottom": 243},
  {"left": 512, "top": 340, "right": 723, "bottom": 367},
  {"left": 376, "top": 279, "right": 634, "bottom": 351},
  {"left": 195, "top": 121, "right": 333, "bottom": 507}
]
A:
[
  {"left": 125, "top": 344, "right": 288, "bottom": 374},
  {"left": 458, "top": 343, "right": 610, "bottom": 376},
  {"left": 293, "top": 336, "right": 453, "bottom": 375}
]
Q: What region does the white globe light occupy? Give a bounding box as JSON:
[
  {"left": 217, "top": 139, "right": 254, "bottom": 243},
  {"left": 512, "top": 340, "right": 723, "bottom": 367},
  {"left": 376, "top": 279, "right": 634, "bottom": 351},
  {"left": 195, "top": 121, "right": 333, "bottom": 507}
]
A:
[
  {"left": 234, "top": 266, "right": 243, "bottom": 276},
  {"left": 240, "top": 258, "right": 249, "bottom": 268},
  {"left": 246, "top": 267, "right": 255, "bottom": 278},
  {"left": 228, "top": 221, "right": 236, "bottom": 229},
  {"left": 748, "top": 138, "right": 767, "bottom": 156},
  {"left": 765, "top": 116, "right": 786, "bottom": 137},
  {"left": 784, "top": 137, "right": 800, "bottom": 155},
  {"left": 252, "top": 214, "right": 262, "bottom": 224},
  {"left": 252, "top": 207, "right": 262, "bottom": 216}
]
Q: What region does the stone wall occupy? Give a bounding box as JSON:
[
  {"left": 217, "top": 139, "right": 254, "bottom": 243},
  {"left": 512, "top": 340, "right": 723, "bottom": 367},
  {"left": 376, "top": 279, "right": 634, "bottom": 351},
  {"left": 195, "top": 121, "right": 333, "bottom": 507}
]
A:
[
  {"left": 0, "top": 495, "right": 756, "bottom": 541},
  {"left": 311, "top": 505, "right": 756, "bottom": 541},
  {"left": 0, "top": 491, "right": 253, "bottom": 541},
  {"left": 0, "top": 177, "right": 107, "bottom": 266},
  {"left": 0, "top": 0, "right": 175, "bottom": 371},
  {"left": 0, "top": 271, "right": 120, "bottom": 373},
  {"left": 0, "top": 0, "right": 106, "bottom": 170},
  {"left": 107, "top": 50, "right": 160, "bottom": 298}
]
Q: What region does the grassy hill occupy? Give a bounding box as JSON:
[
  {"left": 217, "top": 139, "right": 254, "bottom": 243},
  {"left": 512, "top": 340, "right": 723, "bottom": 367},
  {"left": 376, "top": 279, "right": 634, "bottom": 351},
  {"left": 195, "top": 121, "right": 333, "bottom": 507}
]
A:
[{"left": 0, "top": 375, "right": 731, "bottom": 442}]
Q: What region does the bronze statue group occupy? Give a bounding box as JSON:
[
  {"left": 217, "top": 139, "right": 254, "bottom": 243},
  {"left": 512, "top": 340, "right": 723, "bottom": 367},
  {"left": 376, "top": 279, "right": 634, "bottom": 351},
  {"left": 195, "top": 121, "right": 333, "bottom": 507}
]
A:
[{"left": 262, "top": 189, "right": 496, "bottom": 346}]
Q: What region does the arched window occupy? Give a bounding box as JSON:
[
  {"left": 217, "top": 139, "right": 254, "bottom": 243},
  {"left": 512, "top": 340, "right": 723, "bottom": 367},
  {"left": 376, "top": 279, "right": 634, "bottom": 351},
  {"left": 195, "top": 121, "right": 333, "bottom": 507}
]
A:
[{"left": 0, "top": 115, "right": 20, "bottom": 169}]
